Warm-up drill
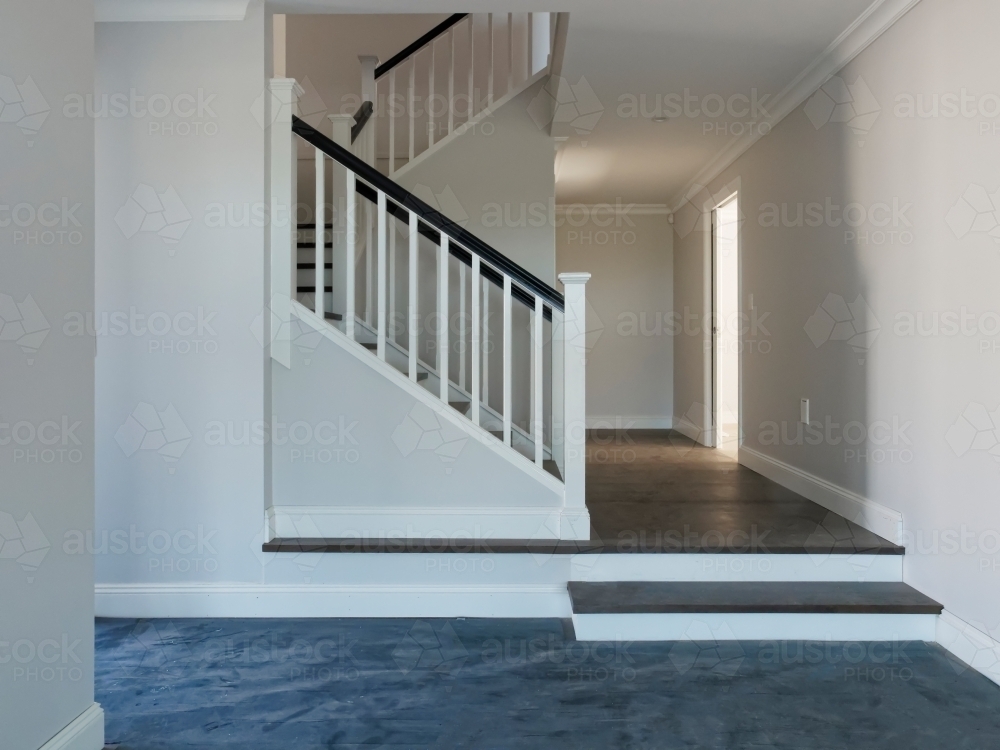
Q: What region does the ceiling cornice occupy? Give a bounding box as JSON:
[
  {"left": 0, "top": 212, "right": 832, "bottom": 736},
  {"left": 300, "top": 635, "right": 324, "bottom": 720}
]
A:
[
  {"left": 669, "top": 0, "right": 923, "bottom": 212},
  {"left": 96, "top": 0, "right": 251, "bottom": 22}
]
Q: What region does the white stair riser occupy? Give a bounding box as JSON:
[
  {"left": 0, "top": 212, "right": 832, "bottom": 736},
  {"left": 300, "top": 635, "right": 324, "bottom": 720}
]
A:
[
  {"left": 574, "top": 553, "right": 903, "bottom": 583},
  {"left": 572, "top": 612, "right": 937, "bottom": 642}
]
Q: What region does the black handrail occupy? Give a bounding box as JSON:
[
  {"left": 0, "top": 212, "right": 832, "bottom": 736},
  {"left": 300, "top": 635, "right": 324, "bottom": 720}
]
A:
[
  {"left": 374, "top": 14, "right": 469, "bottom": 80},
  {"left": 350, "top": 101, "right": 373, "bottom": 143},
  {"left": 292, "top": 115, "right": 565, "bottom": 312}
]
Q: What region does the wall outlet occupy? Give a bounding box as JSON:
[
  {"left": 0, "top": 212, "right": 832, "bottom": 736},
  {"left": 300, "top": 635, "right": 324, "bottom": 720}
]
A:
[{"left": 800, "top": 398, "right": 809, "bottom": 424}]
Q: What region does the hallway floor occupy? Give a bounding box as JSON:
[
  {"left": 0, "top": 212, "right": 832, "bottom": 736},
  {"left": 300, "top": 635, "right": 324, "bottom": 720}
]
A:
[
  {"left": 584, "top": 429, "right": 902, "bottom": 554},
  {"left": 97, "top": 616, "right": 1000, "bottom": 749}
]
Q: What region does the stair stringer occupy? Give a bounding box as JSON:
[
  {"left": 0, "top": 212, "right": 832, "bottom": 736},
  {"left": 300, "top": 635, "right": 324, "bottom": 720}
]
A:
[{"left": 268, "top": 301, "right": 589, "bottom": 540}]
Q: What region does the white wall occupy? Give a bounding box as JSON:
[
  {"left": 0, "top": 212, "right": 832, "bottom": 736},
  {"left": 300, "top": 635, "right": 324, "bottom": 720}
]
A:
[
  {"left": 94, "top": 7, "right": 269, "bottom": 587},
  {"left": 558, "top": 210, "right": 674, "bottom": 427},
  {"left": 1, "top": 1, "right": 100, "bottom": 748},
  {"left": 673, "top": 0, "right": 1000, "bottom": 639}
]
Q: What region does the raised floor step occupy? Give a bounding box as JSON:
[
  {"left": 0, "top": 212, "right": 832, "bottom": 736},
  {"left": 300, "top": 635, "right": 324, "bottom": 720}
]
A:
[
  {"left": 568, "top": 581, "right": 941, "bottom": 615},
  {"left": 569, "top": 581, "right": 941, "bottom": 642}
]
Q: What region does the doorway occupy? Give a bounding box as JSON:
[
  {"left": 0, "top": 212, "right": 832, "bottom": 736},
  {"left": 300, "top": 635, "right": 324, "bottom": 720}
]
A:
[{"left": 712, "top": 194, "right": 740, "bottom": 456}]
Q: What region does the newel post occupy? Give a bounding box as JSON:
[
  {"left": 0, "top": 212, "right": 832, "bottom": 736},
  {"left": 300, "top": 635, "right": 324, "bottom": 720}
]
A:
[
  {"left": 266, "top": 77, "right": 302, "bottom": 369},
  {"left": 558, "top": 271, "right": 592, "bottom": 540}
]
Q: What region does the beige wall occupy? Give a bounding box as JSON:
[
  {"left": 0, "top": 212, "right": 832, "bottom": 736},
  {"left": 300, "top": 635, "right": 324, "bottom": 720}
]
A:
[
  {"left": 558, "top": 211, "right": 674, "bottom": 426},
  {"left": 673, "top": 0, "right": 1000, "bottom": 635}
]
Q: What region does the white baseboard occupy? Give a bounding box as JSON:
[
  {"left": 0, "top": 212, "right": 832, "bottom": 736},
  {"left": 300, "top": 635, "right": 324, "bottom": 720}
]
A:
[
  {"left": 936, "top": 609, "right": 1000, "bottom": 688},
  {"left": 573, "top": 611, "right": 936, "bottom": 642},
  {"left": 39, "top": 704, "right": 104, "bottom": 750},
  {"left": 95, "top": 582, "right": 571, "bottom": 619},
  {"left": 672, "top": 415, "right": 712, "bottom": 445},
  {"left": 739, "top": 446, "right": 903, "bottom": 544},
  {"left": 586, "top": 416, "right": 673, "bottom": 430},
  {"left": 267, "top": 504, "right": 585, "bottom": 541}
]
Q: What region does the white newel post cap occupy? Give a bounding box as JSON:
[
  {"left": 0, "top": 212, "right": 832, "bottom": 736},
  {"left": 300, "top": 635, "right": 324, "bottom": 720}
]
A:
[
  {"left": 328, "top": 114, "right": 354, "bottom": 148},
  {"left": 558, "top": 272, "right": 591, "bottom": 286}
]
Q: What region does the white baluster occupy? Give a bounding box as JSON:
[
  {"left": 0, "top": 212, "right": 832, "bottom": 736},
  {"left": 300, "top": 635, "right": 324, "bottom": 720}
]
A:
[
  {"left": 482, "top": 275, "right": 489, "bottom": 406},
  {"left": 314, "top": 148, "right": 324, "bottom": 315},
  {"left": 502, "top": 274, "right": 512, "bottom": 446},
  {"left": 389, "top": 69, "right": 396, "bottom": 175},
  {"left": 358, "top": 55, "right": 378, "bottom": 167},
  {"left": 438, "top": 234, "right": 450, "bottom": 401},
  {"left": 365, "top": 199, "right": 373, "bottom": 325},
  {"left": 345, "top": 170, "right": 356, "bottom": 340},
  {"left": 458, "top": 262, "right": 466, "bottom": 390},
  {"left": 408, "top": 57, "right": 415, "bottom": 164},
  {"left": 389, "top": 209, "right": 396, "bottom": 345},
  {"left": 448, "top": 28, "right": 455, "bottom": 136},
  {"left": 408, "top": 211, "right": 418, "bottom": 381},
  {"left": 487, "top": 13, "right": 494, "bottom": 107},
  {"left": 507, "top": 12, "right": 513, "bottom": 95},
  {"left": 467, "top": 15, "right": 475, "bottom": 119},
  {"left": 471, "top": 255, "right": 481, "bottom": 426},
  {"left": 534, "top": 295, "right": 543, "bottom": 466},
  {"left": 428, "top": 40, "right": 435, "bottom": 149},
  {"left": 558, "top": 272, "right": 591, "bottom": 538},
  {"left": 376, "top": 190, "right": 386, "bottom": 360}
]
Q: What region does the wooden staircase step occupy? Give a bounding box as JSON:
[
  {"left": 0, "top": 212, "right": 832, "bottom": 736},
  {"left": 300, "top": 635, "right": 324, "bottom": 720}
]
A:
[
  {"left": 450, "top": 401, "right": 470, "bottom": 414},
  {"left": 567, "top": 581, "right": 942, "bottom": 615},
  {"left": 324, "top": 312, "right": 343, "bottom": 322}
]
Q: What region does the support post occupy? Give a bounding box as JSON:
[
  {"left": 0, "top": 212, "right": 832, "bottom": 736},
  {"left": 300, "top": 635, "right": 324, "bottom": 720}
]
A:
[
  {"left": 558, "top": 271, "right": 591, "bottom": 540},
  {"left": 265, "top": 77, "right": 302, "bottom": 369}
]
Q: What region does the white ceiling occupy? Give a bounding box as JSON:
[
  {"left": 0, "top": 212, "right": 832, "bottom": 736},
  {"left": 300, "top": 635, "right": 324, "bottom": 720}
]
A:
[{"left": 262, "top": 0, "right": 883, "bottom": 205}]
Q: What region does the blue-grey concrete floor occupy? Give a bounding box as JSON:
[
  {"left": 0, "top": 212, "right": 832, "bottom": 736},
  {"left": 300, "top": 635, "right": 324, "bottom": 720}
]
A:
[{"left": 97, "top": 617, "right": 1000, "bottom": 749}]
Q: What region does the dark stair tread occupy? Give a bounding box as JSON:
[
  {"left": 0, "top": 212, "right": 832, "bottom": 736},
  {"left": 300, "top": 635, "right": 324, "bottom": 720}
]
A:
[
  {"left": 324, "top": 312, "right": 343, "bottom": 322},
  {"left": 360, "top": 342, "right": 377, "bottom": 350},
  {"left": 297, "top": 261, "right": 334, "bottom": 268},
  {"left": 297, "top": 286, "right": 334, "bottom": 292},
  {"left": 297, "top": 244, "right": 334, "bottom": 249},
  {"left": 264, "top": 537, "right": 602, "bottom": 554},
  {"left": 450, "top": 401, "right": 470, "bottom": 414},
  {"left": 544, "top": 460, "right": 561, "bottom": 481},
  {"left": 567, "top": 581, "right": 943, "bottom": 615}
]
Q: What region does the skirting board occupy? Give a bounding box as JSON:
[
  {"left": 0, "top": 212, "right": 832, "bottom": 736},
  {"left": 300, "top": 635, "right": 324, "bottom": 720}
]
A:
[
  {"left": 39, "top": 704, "right": 104, "bottom": 750},
  {"left": 267, "top": 505, "right": 590, "bottom": 541},
  {"left": 572, "top": 612, "right": 937, "bottom": 642},
  {"left": 95, "top": 583, "right": 572, "bottom": 619},
  {"left": 586, "top": 416, "right": 673, "bottom": 430},
  {"left": 672, "top": 415, "right": 712, "bottom": 446},
  {"left": 739, "top": 446, "right": 903, "bottom": 544},
  {"left": 936, "top": 609, "right": 1000, "bottom": 688}
]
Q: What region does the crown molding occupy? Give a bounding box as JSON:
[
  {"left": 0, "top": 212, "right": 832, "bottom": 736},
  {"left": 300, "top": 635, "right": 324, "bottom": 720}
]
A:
[
  {"left": 669, "top": 0, "right": 923, "bottom": 212},
  {"left": 555, "top": 203, "right": 671, "bottom": 215},
  {"left": 96, "top": 0, "right": 251, "bottom": 22}
]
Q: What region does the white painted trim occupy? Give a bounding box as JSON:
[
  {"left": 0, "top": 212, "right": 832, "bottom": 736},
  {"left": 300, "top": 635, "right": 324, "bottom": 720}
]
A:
[
  {"left": 937, "top": 609, "right": 1000, "bottom": 688},
  {"left": 573, "top": 611, "right": 936, "bottom": 642},
  {"left": 555, "top": 204, "right": 671, "bottom": 216},
  {"left": 95, "top": 582, "right": 571, "bottom": 618},
  {"left": 267, "top": 504, "right": 571, "bottom": 540},
  {"left": 292, "top": 301, "right": 564, "bottom": 496},
  {"left": 739, "top": 446, "right": 903, "bottom": 544},
  {"left": 390, "top": 69, "right": 550, "bottom": 181},
  {"left": 577, "top": 553, "right": 902, "bottom": 583},
  {"left": 669, "top": 0, "right": 923, "bottom": 211},
  {"left": 96, "top": 0, "right": 250, "bottom": 22},
  {"left": 38, "top": 704, "right": 104, "bottom": 750},
  {"left": 672, "top": 414, "right": 711, "bottom": 445},
  {"left": 586, "top": 416, "right": 672, "bottom": 430}
]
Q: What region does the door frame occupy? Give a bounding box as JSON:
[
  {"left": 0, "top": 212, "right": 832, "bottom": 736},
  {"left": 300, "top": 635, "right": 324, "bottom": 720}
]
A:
[{"left": 710, "top": 191, "right": 740, "bottom": 450}]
